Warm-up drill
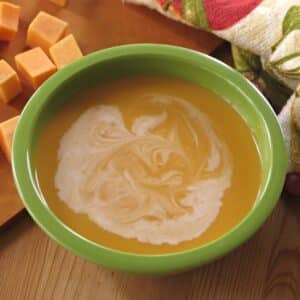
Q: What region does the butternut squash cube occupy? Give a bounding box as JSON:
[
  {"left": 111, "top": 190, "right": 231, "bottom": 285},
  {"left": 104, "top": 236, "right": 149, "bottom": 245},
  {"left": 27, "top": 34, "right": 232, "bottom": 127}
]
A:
[
  {"left": 0, "top": 115, "right": 19, "bottom": 162},
  {"left": 0, "top": 2, "right": 20, "bottom": 41},
  {"left": 50, "top": 0, "right": 68, "bottom": 7},
  {"left": 27, "top": 11, "right": 68, "bottom": 52},
  {"left": 49, "top": 34, "right": 83, "bottom": 69},
  {"left": 0, "top": 60, "right": 22, "bottom": 103},
  {"left": 15, "top": 47, "right": 57, "bottom": 89}
]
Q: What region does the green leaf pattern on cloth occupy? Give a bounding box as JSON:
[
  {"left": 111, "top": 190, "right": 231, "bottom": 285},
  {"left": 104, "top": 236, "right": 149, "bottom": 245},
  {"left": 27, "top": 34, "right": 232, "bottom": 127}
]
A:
[
  {"left": 282, "top": 6, "right": 300, "bottom": 37},
  {"left": 232, "top": 46, "right": 292, "bottom": 113},
  {"left": 182, "top": 0, "right": 208, "bottom": 29},
  {"left": 268, "top": 6, "right": 300, "bottom": 90}
]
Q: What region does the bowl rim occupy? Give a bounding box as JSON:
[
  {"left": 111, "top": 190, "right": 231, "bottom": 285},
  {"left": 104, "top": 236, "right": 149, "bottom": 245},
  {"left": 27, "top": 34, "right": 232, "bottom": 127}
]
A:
[{"left": 12, "top": 44, "right": 288, "bottom": 274}]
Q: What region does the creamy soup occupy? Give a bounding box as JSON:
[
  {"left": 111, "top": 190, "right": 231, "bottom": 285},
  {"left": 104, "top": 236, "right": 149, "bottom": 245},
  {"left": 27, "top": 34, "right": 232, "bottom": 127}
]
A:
[{"left": 35, "top": 76, "right": 261, "bottom": 254}]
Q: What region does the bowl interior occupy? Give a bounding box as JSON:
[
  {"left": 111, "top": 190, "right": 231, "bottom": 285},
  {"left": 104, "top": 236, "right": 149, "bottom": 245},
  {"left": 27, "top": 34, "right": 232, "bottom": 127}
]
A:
[{"left": 12, "top": 45, "right": 287, "bottom": 275}]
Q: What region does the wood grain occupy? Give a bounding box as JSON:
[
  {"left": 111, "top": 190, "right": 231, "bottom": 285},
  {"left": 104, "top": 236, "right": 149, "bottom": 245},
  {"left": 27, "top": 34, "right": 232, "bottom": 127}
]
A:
[
  {"left": 0, "top": 0, "right": 221, "bottom": 227},
  {"left": 0, "top": 199, "right": 299, "bottom": 300}
]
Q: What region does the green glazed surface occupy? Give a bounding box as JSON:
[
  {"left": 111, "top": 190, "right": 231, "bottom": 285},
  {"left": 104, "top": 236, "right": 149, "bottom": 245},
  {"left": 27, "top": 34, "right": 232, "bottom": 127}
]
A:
[{"left": 12, "top": 44, "right": 288, "bottom": 275}]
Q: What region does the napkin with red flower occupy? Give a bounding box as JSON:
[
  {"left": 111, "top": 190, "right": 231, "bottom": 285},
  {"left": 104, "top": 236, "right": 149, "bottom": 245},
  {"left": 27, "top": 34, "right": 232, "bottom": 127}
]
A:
[{"left": 125, "top": 0, "right": 300, "bottom": 192}]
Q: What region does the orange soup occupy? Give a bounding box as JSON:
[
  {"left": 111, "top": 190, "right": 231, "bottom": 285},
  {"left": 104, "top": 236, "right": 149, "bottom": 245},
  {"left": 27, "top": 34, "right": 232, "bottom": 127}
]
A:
[{"left": 35, "top": 76, "right": 262, "bottom": 254}]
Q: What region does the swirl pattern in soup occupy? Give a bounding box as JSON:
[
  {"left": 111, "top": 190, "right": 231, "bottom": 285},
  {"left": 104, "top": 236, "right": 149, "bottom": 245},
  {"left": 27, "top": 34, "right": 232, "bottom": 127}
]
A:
[{"left": 55, "top": 95, "right": 233, "bottom": 245}]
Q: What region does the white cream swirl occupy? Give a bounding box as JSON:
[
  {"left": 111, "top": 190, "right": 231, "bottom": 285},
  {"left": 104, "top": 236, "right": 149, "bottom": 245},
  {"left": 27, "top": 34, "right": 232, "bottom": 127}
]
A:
[{"left": 55, "top": 95, "right": 233, "bottom": 245}]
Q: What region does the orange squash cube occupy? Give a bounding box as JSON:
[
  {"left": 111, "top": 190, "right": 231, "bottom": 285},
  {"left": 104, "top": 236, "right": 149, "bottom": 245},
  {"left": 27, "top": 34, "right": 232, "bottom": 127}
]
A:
[
  {"left": 0, "top": 60, "right": 22, "bottom": 103},
  {"left": 26, "top": 11, "right": 68, "bottom": 52},
  {"left": 0, "top": 116, "right": 19, "bottom": 162},
  {"left": 49, "top": 34, "right": 83, "bottom": 69},
  {"left": 50, "top": 0, "right": 68, "bottom": 7},
  {"left": 15, "top": 47, "right": 57, "bottom": 89},
  {"left": 0, "top": 2, "right": 20, "bottom": 41}
]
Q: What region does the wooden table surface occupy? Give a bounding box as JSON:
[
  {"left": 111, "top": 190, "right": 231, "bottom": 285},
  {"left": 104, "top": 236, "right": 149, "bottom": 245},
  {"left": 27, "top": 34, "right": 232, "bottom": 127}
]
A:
[
  {"left": 1, "top": 1, "right": 300, "bottom": 300},
  {"left": 1, "top": 199, "right": 299, "bottom": 300}
]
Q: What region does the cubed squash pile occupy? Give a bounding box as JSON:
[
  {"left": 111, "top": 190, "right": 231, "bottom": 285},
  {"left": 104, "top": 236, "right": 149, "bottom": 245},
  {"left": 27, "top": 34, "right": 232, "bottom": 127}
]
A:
[
  {"left": 0, "top": 2, "right": 83, "bottom": 93},
  {"left": 18, "top": 11, "right": 83, "bottom": 89},
  {"left": 0, "top": 1, "right": 82, "bottom": 163}
]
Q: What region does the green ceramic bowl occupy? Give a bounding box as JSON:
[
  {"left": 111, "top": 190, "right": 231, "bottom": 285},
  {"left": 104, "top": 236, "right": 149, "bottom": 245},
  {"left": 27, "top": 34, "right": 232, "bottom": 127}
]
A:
[{"left": 12, "top": 44, "right": 287, "bottom": 275}]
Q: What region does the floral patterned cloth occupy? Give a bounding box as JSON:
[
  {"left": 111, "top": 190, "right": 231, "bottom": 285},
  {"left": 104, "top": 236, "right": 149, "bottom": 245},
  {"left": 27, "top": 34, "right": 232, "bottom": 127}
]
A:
[{"left": 125, "top": 0, "right": 300, "bottom": 174}]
